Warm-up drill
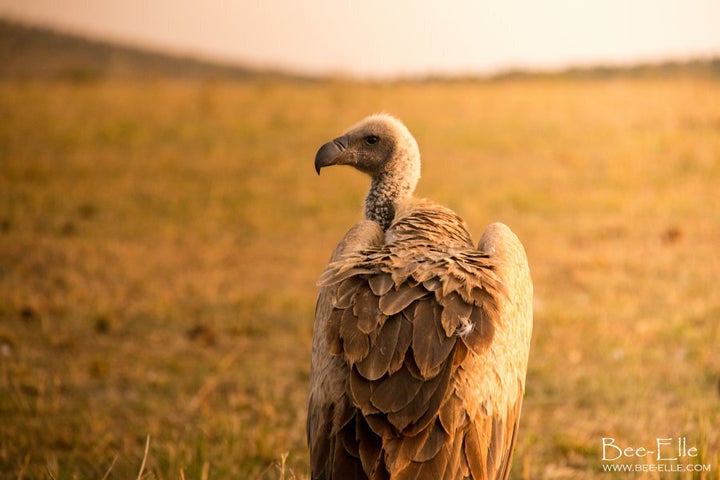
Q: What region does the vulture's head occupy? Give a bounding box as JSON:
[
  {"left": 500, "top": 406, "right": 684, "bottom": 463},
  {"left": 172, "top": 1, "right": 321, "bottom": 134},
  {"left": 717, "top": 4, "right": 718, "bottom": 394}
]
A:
[
  {"left": 315, "top": 114, "right": 421, "bottom": 192},
  {"left": 314, "top": 114, "right": 421, "bottom": 230}
]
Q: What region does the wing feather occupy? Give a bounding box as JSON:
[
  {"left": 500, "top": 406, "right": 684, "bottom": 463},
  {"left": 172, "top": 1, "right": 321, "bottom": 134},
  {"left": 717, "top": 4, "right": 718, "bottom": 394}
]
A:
[
  {"left": 356, "top": 313, "right": 403, "bottom": 380},
  {"left": 411, "top": 298, "right": 455, "bottom": 378},
  {"left": 368, "top": 273, "right": 394, "bottom": 296},
  {"left": 439, "top": 291, "right": 473, "bottom": 337},
  {"left": 354, "top": 287, "right": 384, "bottom": 334},
  {"left": 387, "top": 356, "right": 451, "bottom": 433},
  {"left": 340, "top": 307, "right": 370, "bottom": 364},
  {"left": 388, "top": 314, "right": 413, "bottom": 375},
  {"left": 438, "top": 392, "right": 467, "bottom": 434},
  {"left": 349, "top": 366, "right": 377, "bottom": 415},
  {"left": 369, "top": 366, "right": 424, "bottom": 413},
  {"left": 357, "top": 414, "right": 384, "bottom": 477},
  {"left": 384, "top": 424, "right": 433, "bottom": 474},
  {"left": 460, "top": 305, "right": 495, "bottom": 356},
  {"left": 334, "top": 276, "right": 363, "bottom": 309},
  {"left": 413, "top": 419, "right": 446, "bottom": 462},
  {"left": 378, "top": 283, "right": 428, "bottom": 315}
]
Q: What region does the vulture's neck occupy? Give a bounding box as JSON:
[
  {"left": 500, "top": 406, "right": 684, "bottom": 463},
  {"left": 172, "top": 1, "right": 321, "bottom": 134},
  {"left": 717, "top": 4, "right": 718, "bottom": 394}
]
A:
[{"left": 365, "top": 174, "right": 414, "bottom": 231}]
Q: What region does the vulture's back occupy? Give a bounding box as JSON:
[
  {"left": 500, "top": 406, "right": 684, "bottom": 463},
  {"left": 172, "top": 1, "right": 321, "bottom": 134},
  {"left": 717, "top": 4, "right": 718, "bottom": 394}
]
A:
[{"left": 308, "top": 199, "right": 533, "bottom": 480}]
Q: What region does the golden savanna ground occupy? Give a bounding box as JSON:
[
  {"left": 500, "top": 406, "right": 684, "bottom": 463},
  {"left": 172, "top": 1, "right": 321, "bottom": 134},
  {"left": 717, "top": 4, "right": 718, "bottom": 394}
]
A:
[{"left": 1, "top": 76, "right": 719, "bottom": 479}]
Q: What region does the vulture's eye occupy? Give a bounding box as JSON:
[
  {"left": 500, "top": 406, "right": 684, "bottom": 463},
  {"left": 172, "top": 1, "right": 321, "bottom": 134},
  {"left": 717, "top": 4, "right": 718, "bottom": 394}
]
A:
[{"left": 365, "top": 135, "right": 380, "bottom": 145}]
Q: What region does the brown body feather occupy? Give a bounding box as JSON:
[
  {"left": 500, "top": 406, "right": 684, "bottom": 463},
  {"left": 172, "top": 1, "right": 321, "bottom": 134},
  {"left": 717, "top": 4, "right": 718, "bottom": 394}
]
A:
[{"left": 308, "top": 200, "right": 533, "bottom": 479}]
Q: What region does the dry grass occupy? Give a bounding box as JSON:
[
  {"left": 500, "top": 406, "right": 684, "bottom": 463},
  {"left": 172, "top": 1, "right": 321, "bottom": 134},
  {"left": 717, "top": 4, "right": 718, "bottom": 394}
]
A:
[{"left": 1, "top": 76, "right": 719, "bottom": 479}]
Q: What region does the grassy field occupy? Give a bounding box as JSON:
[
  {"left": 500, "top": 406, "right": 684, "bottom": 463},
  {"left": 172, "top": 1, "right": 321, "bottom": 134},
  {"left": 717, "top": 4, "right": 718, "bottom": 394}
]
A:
[{"left": 1, "top": 75, "right": 719, "bottom": 479}]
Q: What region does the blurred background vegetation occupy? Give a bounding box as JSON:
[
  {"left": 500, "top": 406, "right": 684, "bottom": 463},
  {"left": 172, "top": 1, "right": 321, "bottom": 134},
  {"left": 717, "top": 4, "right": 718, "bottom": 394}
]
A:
[{"left": 1, "top": 19, "right": 719, "bottom": 479}]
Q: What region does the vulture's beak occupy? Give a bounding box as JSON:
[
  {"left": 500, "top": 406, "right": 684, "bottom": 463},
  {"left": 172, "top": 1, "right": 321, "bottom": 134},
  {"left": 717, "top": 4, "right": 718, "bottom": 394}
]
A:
[{"left": 315, "top": 134, "right": 349, "bottom": 174}]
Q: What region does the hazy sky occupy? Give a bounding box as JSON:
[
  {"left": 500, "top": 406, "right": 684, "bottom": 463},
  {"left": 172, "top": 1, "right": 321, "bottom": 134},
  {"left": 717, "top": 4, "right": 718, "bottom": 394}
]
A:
[{"left": 1, "top": 0, "right": 720, "bottom": 78}]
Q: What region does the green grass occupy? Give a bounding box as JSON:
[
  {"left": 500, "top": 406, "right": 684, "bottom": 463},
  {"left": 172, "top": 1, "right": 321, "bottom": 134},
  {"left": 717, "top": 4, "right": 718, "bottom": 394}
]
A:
[{"left": 1, "top": 76, "right": 719, "bottom": 479}]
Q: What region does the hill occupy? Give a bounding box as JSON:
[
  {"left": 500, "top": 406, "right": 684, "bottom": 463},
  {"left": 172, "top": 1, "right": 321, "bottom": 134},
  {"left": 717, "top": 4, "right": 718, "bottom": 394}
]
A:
[
  {"left": 1, "top": 17, "right": 719, "bottom": 82},
  {"left": 0, "top": 18, "right": 301, "bottom": 81}
]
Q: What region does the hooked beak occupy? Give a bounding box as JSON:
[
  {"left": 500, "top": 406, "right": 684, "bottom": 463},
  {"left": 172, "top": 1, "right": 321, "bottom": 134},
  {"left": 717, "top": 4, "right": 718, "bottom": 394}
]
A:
[{"left": 314, "top": 134, "right": 349, "bottom": 174}]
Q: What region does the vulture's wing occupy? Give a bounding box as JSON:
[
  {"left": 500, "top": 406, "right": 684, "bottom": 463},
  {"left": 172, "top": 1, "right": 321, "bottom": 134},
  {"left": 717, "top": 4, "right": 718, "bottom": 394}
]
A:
[
  {"left": 463, "top": 222, "right": 533, "bottom": 480},
  {"left": 308, "top": 220, "right": 385, "bottom": 480}
]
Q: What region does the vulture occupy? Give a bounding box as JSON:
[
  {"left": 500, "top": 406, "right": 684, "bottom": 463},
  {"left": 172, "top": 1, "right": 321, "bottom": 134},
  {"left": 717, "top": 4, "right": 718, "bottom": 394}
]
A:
[{"left": 307, "top": 114, "right": 533, "bottom": 480}]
